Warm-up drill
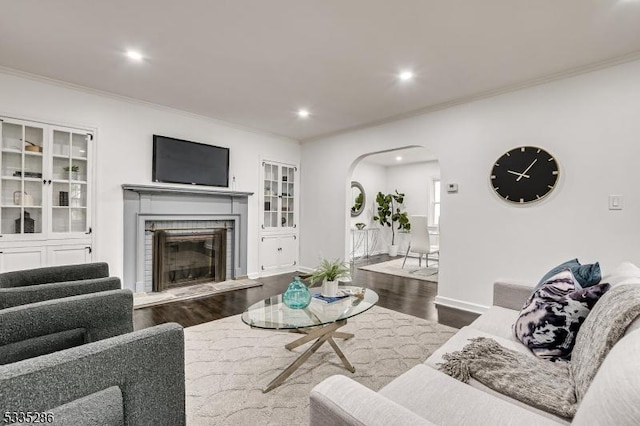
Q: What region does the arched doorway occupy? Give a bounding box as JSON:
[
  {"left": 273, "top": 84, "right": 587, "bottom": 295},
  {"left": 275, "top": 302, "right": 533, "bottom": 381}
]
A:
[{"left": 347, "top": 146, "right": 440, "bottom": 265}]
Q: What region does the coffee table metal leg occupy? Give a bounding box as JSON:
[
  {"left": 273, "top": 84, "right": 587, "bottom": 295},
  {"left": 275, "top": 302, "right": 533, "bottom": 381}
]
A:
[
  {"left": 332, "top": 331, "right": 354, "bottom": 340},
  {"left": 263, "top": 331, "right": 333, "bottom": 393},
  {"left": 285, "top": 323, "right": 338, "bottom": 350},
  {"left": 288, "top": 329, "right": 352, "bottom": 341},
  {"left": 327, "top": 337, "right": 355, "bottom": 373},
  {"left": 263, "top": 320, "right": 356, "bottom": 393}
]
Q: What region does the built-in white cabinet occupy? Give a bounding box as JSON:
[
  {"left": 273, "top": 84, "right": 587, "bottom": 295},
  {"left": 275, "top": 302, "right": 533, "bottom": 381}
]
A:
[
  {"left": 0, "top": 246, "right": 46, "bottom": 272},
  {"left": 259, "top": 160, "right": 299, "bottom": 275},
  {"left": 0, "top": 117, "right": 94, "bottom": 272},
  {"left": 260, "top": 234, "right": 297, "bottom": 272}
]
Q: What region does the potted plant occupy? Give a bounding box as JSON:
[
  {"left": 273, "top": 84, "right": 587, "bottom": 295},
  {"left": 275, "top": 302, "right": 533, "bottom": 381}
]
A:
[
  {"left": 63, "top": 165, "right": 79, "bottom": 181},
  {"left": 373, "top": 190, "right": 411, "bottom": 256},
  {"left": 310, "top": 258, "right": 351, "bottom": 297}
]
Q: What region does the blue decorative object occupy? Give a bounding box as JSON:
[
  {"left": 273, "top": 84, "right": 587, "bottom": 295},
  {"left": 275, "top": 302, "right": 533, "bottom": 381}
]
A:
[{"left": 283, "top": 276, "right": 311, "bottom": 309}]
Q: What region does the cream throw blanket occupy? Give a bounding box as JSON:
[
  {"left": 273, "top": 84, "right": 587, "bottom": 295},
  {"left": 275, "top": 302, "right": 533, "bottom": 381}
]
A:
[{"left": 438, "top": 285, "right": 640, "bottom": 419}]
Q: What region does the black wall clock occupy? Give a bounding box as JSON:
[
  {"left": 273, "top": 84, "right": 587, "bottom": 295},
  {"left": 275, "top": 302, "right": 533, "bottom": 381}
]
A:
[{"left": 490, "top": 146, "right": 559, "bottom": 204}]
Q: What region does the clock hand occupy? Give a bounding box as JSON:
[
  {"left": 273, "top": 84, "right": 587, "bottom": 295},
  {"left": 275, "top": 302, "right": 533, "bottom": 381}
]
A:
[
  {"left": 516, "top": 158, "right": 538, "bottom": 182},
  {"left": 507, "top": 170, "right": 530, "bottom": 179}
]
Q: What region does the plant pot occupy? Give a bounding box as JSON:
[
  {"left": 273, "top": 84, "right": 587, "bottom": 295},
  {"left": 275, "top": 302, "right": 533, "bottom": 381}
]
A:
[
  {"left": 388, "top": 245, "right": 399, "bottom": 257},
  {"left": 66, "top": 171, "right": 78, "bottom": 181},
  {"left": 321, "top": 279, "right": 339, "bottom": 297}
]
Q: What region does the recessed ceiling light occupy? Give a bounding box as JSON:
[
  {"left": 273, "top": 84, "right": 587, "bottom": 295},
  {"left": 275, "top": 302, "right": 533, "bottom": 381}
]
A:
[
  {"left": 297, "top": 109, "right": 310, "bottom": 119},
  {"left": 398, "top": 70, "right": 414, "bottom": 82},
  {"left": 396, "top": 156, "right": 403, "bottom": 161},
  {"left": 126, "top": 50, "right": 144, "bottom": 62}
]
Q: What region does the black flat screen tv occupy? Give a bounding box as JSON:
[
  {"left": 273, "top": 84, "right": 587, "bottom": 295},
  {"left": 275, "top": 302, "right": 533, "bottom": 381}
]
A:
[{"left": 152, "top": 135, "right": 229, "bottom": 187}]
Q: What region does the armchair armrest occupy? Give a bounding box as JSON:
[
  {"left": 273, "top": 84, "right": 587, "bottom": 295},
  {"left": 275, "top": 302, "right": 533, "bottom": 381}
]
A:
[
  {"left": 0, "top": 289, "right": 133, "bottom": 365},
  {"left": 0, "top": 323, "right": 185, "bottom": 426},
  {"left": 0, "top": 262, "right": 109, "bottom": 288},
  {"left": 310, "top": 375, "right": 435, "bottom": 426},
  {"left": 0, "top": 276, "right": 121, "bottom": 309},
  {"left": 493, "top": 281, "right": 534, "bottom": 310}
]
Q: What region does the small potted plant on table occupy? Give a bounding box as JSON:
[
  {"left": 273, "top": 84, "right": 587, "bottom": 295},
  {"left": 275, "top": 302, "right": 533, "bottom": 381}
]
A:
[{"left": 310, "top": 258, "right": 351, "bottom": 297}]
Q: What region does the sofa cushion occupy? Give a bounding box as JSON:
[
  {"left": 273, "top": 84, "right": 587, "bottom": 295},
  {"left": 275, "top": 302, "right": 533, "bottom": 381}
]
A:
[
  {"left": 602, "top": 261, "right": 640, "bottom": 287},
  {"left": 536, "top": 259, "right": 601, "bottom": 290},
  {"left": 514, "top": 270, "right": 610, "bottom": 360},
  {"left": 572, "top": 329, "right": 640, "bottom": 426},
  {"left": 425, "top": 328, "right": 570, "bottom": 423},
  {"left": 51, "top": 386, "right": 124, "bottom": 426},
  {"left": 379, "top": 364, "right": 561, "bottom": 425},
  {"left": 571, "top": 284, "right": 640, "bottom": 402},
  {"left": 468, "top": 306, "right": 520, "bottom": 342},
  {"left": 601, "top": 262, "right": 640, "bottom": 336},
  {"left": 0, "top": 328, "right": 85, "bottom": 365}
]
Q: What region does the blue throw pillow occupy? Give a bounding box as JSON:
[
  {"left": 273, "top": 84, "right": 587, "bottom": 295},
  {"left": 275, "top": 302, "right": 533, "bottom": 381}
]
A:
[{"left": 536, "top": 258, "right": 601, "bottom": 290}]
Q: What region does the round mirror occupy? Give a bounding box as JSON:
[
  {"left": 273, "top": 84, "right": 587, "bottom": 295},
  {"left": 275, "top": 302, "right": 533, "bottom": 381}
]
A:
[{"left": 350, "top": 181, "right": 366, "bottom": 217}]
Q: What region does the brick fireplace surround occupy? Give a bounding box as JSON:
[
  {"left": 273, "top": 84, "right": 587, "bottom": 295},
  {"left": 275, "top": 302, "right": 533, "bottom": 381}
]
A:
[{"left": 122, "top": 184, "right": 253, "bottom": 293}]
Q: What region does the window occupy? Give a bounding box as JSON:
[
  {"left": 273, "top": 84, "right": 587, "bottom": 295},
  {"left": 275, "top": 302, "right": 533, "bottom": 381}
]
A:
[{"left": 431, "top": 179, "right": 440, "bottom": 226}]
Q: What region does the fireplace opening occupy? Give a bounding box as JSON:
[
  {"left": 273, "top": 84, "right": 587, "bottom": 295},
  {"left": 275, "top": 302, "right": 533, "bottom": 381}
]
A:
[{"left": 152, "top": 229, "right": 226, "bottom": 292}]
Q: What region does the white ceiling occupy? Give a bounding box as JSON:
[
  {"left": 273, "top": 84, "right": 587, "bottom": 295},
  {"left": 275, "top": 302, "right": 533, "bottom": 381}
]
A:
[
  {"left": 361, "top": 147, "right": 437, "bottom": 167},
  {"left": 2, "top": 1, "right": 640, "bottom": 141}
]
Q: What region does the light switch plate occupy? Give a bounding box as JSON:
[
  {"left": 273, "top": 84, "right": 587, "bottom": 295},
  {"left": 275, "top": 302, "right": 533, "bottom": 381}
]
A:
[{"left": 609, "top": 195, "right": 623, "bottom": 210}]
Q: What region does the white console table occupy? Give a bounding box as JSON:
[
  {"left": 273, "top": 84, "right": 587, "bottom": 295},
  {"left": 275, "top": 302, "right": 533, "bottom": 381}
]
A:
[{"left": 350, "top": 228, "right": 379, "bottom": 261}]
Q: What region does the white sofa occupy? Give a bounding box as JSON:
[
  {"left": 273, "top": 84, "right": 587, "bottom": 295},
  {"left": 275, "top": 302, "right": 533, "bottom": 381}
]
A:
[{"left": 310, "top": 271, "right": 640, "bottom": 425}]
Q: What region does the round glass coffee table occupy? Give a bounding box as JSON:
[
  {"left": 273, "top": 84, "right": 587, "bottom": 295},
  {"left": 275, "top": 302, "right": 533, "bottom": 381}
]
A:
[{"left": 242, "top": 285, "right": 378, "bottom": 392}]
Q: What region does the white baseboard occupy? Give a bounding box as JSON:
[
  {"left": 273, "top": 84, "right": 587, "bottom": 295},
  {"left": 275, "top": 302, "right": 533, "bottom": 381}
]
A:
[
  {"left": 296, "top": 265, "right": 314, "bottom": 274},
  {"left": 434, "top": 296, "right": 490, "bottom": 315}
]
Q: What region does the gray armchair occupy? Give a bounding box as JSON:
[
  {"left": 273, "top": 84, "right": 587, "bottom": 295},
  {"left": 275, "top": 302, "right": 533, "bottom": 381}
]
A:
[
  {"left": 0, "top": 323, "right": 185, "bottom": 426},
  {"left": 0, "top": 289, "right": 133, "bottom": 365},
  {"left": 0, "top": 262, "right": 121, "bottom": 309}
]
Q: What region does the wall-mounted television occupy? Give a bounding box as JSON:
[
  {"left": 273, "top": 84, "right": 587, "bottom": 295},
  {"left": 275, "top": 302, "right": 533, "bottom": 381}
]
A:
[{"left": 152, "top": 135, "right": 229, "bottom": 187}]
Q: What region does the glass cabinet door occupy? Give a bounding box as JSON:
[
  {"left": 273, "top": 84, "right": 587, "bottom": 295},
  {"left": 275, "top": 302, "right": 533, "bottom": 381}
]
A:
[
  {"left": 262, "top": 161, "right": 296, "bottom": 230},
  {"left": 51, "top": 130, "right": 89, "bottom": 233},
  {"left": 280, "top": 165, "right": 295, "bottom": 228},
  {"left": 0, "top": 120, "right": 44, "bottom": 236},
  {"left": 263, "top": 162, "right": 279, "bottom": 228}
]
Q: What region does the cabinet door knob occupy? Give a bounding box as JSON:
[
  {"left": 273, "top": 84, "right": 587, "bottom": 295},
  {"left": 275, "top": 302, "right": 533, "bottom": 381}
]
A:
[
  {"left": 43, "top": 179, "right": 47, "bottom": 184},
  {"left": 48, "top": 180, "right": 52, "bottom": 184}
]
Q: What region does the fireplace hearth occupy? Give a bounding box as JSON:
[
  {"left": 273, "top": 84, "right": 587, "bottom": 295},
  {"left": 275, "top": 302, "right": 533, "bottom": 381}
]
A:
[{"left": 152, "top": 229, "right": 226, "bottom": 292}]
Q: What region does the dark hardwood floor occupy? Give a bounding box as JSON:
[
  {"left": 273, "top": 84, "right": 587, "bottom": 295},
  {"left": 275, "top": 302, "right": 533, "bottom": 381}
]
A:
[{"left": 133, "top": 254, "right": 477, "bottom": 330}]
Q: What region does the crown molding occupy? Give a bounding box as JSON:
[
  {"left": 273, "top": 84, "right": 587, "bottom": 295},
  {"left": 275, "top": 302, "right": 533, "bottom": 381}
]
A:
[
  {"left": 0, "top": 65, "right": 299, "bottom": 145},
  {"left": 302, "top": 51, "right": 640, "bottom": 144}
]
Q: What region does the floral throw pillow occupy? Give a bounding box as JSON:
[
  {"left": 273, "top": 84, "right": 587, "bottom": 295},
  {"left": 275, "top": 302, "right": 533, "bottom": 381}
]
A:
[{"left": 514, "top": 270, "right": 610, "bottom": 361}]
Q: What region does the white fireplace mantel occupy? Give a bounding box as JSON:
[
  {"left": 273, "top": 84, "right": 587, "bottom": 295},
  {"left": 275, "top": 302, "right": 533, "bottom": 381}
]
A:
[
  {"left": 122, "top": 183, "right": 253, "bottom": 292},
  {"left": 122, "top": 183, "right": 253, "bottom": 198}
]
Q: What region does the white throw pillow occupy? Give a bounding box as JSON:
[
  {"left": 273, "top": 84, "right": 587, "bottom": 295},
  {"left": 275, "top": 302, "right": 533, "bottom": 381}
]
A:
[{"left": 601, "top": 261, "right": 640, "bottom": 287}]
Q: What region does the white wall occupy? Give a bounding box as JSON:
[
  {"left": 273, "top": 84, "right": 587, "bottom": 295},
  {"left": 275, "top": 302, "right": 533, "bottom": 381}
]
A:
[
  {"left": 385, "top": 161, "right": 440, "bottom": 217},
  {"left": 300, "top": 59, "right": 640, "bottom": 313},
  {"left": 0, "top": 72, "right": 300, "bottom": 282},
  {"left": 350, "top": 161, "right": 386, "bottom": 228},
  {"left": 385, "top": 161, "right": 441, "bottom": 252}
]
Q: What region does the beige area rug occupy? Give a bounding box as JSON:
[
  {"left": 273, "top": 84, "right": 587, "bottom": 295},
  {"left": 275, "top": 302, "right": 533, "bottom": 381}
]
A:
[
  {"left": 133, "top": 279, "right": 262, "bottom": 309},
  {"left": 185, "top": 305, "right": 457, "bottom": 425},
  {"left": 358, "top": 257, "right": 439, "bottom": 282}
]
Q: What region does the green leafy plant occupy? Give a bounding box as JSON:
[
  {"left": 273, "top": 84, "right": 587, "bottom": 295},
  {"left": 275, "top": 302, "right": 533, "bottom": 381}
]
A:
[
  {"left": 373, "top": 190, "right": 411, "bottom": 245},
  {"left": 310, "top": 258, "right": 351, "bottom": 285},
  {"left": 63, "top": 165, "right": 79, "bottom": 172},
  {"left": 351, "top": 192, "right": 364, "bottom": 213}
]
